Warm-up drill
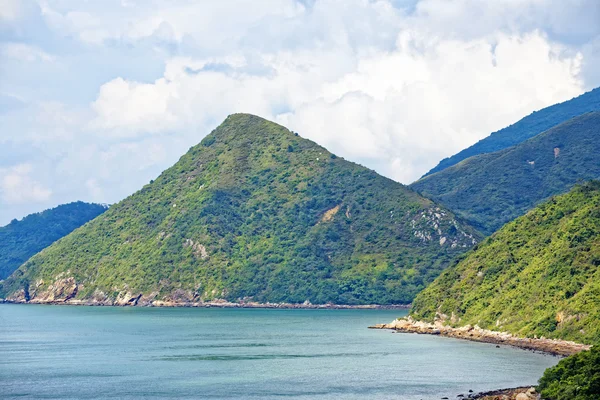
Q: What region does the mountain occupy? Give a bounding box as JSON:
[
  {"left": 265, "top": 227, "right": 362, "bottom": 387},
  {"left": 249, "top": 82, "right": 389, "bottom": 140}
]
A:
[
  {"left": 424, "top": 87, "right": 600, "bottom": 177},
  {"left": 0, "top": 114, "right": 480, "bottom": 306},
  {"left": 0, "top": 202, "right": 108, "bottom": 280},
  {"left": 411, "top": 111, "right": 600, "bottom": 235},
  {"left": 410, "top": 181, "right": 600, "bottom": 345}
]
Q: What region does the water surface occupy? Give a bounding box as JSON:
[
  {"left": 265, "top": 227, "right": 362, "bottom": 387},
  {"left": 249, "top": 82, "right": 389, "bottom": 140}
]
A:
[{"left": 0, "top": 305, "right": 558, "bottom": 399}]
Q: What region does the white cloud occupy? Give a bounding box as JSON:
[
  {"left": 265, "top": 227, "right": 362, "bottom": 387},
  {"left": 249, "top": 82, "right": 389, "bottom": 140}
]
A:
[
  {"left": 581, "top": 37, "right": 600, "bottom": 89},
  {"left": 0, "top": 0, "right": 598, "bottom": 225},
  {"left": 36, "top": 0, "right": 305, "bottom": 47},
  {"left": 410, "top": 0, "right": 600, "bottom": 41},
  {"left": 89, "top": 30, "right": 584, "bottom": 182},
  {"left": 0, "top": 164, "right": 52, "bottom": 204},
  {"left": 90, "top": 77, "right": 179, "bottom": 136}
]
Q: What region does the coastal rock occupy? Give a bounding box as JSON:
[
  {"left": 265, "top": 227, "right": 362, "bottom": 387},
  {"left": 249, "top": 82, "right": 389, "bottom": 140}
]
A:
[
  {"left": 470, "top": 387, "right": 539, "bottom": 400},
  {"left": 7, "top": 288, "right": 28, "bottom": 302},
  {"left": 89, "top": 289, "right": 112, "bottom": 305},
  {"left": 1, "top": 292, "right": 411, "bottom": 310},
  {"left": 29, "top": 276, "right": 78, "bottom": 303}
]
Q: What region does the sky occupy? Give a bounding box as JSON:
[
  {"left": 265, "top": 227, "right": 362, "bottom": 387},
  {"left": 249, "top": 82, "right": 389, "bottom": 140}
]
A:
[{"left": 0, "top": 0, "right": 599, "bottom": 226}]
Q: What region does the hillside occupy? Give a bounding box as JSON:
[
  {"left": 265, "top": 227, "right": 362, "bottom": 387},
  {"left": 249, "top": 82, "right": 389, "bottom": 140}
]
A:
[
  {"left": 424, "top": 87, "right": 600, "bottom": 177},
  {"left": 411, "top": 111, "right": 600, "bottom": 235},
  {"left": 0, "top": 114, "right": 480, "bottom": 305},
  {"left": 538, "top": 346, "right": 600, "bottom": 400},
  {"left": 0, "top": 202, "right": 107, "bottom": 280},
  {"left": 410, "top": 181, "right": 600, "bottom": 345}
]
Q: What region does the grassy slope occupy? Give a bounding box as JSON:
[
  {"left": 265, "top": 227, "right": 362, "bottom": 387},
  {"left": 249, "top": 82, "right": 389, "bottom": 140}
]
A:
[
  {"left": 0, "top": 202, "right": 107, "bottom": 280},
  {"left": 411, "top": 111, "right": 600, "bottom": 235},
  {"left": 424, "top": 87, "right": 600, "bottom": 177},
  {"left": 1, "top": 114, "right": 480, "bottom": 305},
  {"left": 411, "top": 181, "right": 600, "bottom": 345}
]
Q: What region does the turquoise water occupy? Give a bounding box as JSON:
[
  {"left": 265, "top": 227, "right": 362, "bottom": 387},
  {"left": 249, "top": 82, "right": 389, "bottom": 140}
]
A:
[{"left": 0, "top": 305, "right": 558, "bottom": 399}]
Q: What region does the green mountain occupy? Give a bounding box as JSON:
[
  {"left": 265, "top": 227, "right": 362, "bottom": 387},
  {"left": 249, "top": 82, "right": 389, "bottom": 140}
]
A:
[
  {"left": 0, "top": 202, "right": 107, "bottom": 280},
  {"left": 411, "top": 111, "right": 600, "bottom": 235},
  {"left": 0, "top": 114, "right": 480, "bottom": 305},
  {"left": 424, "top": 87, "right": 600, "bottom": 177},
  {"left": 411, "top": 181, "right": 600, "bottom": 345}
]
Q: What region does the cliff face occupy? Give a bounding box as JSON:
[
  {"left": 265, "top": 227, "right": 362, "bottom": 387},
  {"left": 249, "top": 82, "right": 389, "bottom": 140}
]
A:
[{"left": 1, "top": 114, "right": 480, "bottom": 306}]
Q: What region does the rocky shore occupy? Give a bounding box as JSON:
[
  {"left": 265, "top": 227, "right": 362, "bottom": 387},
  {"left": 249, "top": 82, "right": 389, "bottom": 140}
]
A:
[
  {"left": 0, "top": 297, "right": 409, "bottom": 310},
  {"left": 470, "top": 386, "right": 539, "bottom": 400},
  {"left": 435, "top": 386, "right": 539, "bottom": 400},
  {"left": 369, "top": 317, "right": 591, "bottom": 356},
  {"left": 1, "top": 277, "right": 410, "bottom": 309}
]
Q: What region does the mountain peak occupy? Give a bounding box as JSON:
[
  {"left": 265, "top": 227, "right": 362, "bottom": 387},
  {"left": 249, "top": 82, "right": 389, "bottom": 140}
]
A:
[
  {"left": 202, "top": 113, "right": 301, "bottom": 148},
  {"left": 1, "top": 115, "right": 481, "bottom": 306}
]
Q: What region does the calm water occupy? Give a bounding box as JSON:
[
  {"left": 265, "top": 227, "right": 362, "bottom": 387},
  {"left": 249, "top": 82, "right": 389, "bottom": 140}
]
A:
[{"left": 0, "top": 305, "right": 558, "bottom": 399}]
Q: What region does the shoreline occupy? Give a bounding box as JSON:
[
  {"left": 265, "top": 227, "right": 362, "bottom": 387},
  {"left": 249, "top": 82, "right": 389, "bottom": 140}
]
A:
[
  {"left": 0, "top": 298, "right": 410, "bottom": 310},
  {"left": 369, "top": 317, "right": 591, "bottom": 356},
  {"left": 470, "top": 386, "right": 538, "bottom": 400}
]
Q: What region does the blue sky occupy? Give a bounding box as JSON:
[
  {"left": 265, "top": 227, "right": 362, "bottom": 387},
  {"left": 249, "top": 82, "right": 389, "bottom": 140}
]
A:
[{"left": 1, "top": 0, "right": 599, "bottom": 225}]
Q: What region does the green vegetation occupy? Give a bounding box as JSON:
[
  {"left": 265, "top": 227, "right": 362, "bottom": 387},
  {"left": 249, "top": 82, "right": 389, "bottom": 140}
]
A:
[
  {"left": 411, "top": 112, "right": 600, "bottom": 235},
  {"left": 411, "top": 181, "right": 600, "bottom": 344},
  {"left": 424, "top": 87, "right": 600, "bottom": 177},
  {"left": 538, "top": 346, "right": 600, "bottom": 400},
  {"left": 0, "top": 114, "right": 480, "bottom": 305},
  {"left": 0, "top": 202, "right": 107, "bottom": 280}
]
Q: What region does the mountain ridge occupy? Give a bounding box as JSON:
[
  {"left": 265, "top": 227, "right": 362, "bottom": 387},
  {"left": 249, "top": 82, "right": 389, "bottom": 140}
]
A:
[
  {"left": 411, "top": 111, "right": 600, "bottom": 235},
  {"left": 0, "top": 202, "right": 108, "bottom": 280},
  {"left": 423, "top": 87, "right": 600, "bottom": 177}
]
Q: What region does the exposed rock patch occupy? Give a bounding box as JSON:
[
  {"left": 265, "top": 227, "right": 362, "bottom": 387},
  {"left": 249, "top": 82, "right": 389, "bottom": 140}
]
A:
[
  {"left": 183, "top": 239, "right": 209, "bottom": 259},
  {"left": 24, "top": 277, "right": 78, "bottom": 303},
  {"left": 320, "top": 204, "right": 341, "bottom": 223},
  {"left": 411, "top": 207, "right": 477, "bottom": 248}
]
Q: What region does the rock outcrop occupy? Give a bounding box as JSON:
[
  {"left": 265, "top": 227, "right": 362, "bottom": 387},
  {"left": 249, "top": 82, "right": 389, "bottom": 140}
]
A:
[{"left": 471, "top": 387, "right": 539, "bottom": 400}]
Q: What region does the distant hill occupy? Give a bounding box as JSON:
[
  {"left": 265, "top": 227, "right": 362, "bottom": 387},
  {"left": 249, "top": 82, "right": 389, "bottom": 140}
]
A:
[
  {"left": 411, "top": 111, "right": 600, "bottom": 235},
  {"left": 423, "top": 87, "right": 600, "bottom": 177},
  {"left": 0, "top": 202, "right": 108, "bottom": 280},
  {"left": 0, "top": 114, "right": 480, "bottom": 306},
  {"left": 411, "top": 181, "right": 600, "bottom": 345}
]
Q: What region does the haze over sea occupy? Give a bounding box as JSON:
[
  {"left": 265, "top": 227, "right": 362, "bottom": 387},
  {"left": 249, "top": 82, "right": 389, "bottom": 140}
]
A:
[{"left": 0, "top": 305, "right": 558, "bottom": 399}]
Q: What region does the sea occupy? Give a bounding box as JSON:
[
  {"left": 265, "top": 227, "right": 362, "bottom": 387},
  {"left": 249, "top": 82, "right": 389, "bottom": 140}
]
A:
[{"left": 0, "top": 304, "right": 559, "bottom": 399}]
